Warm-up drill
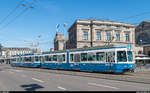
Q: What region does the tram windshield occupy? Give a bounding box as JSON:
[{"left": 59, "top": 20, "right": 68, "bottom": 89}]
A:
[
  {"left": 127, "top": 51, "right": 133, "bottom": 61},
  {"left": 117, "top": 51, "right": 127, "bottom": 62}
]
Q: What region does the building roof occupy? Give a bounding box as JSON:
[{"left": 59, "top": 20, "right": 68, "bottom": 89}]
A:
[
  {"left": 76, "top": 19, "right": 135, "bottom": 26},
  {"left": 54, "top": 33, "right": 67, "bottom": 41},
  {"left": 68, "top": 19, "right": 135, "bottom": 32},
  {"left": 143, "top": 20, "right": 150, "bottom": 23}
]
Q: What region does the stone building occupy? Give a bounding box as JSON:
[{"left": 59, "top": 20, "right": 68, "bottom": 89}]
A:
[
  {"left": 135, "top": 20, "right": 150, "bottom": 56},
  {"left": 135, "top": 20, "right": 150, "bottom": 45},
  {"left": 134, "top": 20, "right": 150, "bottom": 64},
  {"left": 2, "top": 47, "right": 32, "bottom": 58},
  {"left": 66, "top": 19, "right": 135, "bottom": 49},
  {"left": 54, "top": 33, "right": 67, "bottom": 51}
]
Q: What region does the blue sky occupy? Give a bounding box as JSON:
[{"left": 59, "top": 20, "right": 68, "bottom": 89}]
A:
[{"left": 0, "top": 0, "right": 150, "bottom": 51}]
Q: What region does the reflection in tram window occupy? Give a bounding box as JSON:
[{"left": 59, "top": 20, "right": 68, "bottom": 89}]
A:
[
  {"left": 127, "top": 51, "right": 133, "bottom": 61},
  {"left": 81, "top": 53, "right": 87, "bottom": 61},
  {"left": 106, "top": 52, "right": 115, "bottom": 62},
  {"left": 63, "top": 54, "right": 65, "bottom": 61},
  {"left": 24, "top": 57, "right": 32, "bottom": 62},
  {"left": 45, "top": 55, "right": 52, "bottom": 61},
  {"left": 12, "top": 58, "right": 17, "bottom": 62},
  {"left": 35, "top": 56, "right": 40, "bottom": 62},
  {"left": 39, "top": 56, "right": 44, "bottom": 62},
  {"left": 70, "top": 54, "right": 74, "bottom": 61},
  {"left": 74, "top": 54, "right": 80, "bottom": 62},
  {"left": 17, "top": 58, "right": 20, "bottom": 62},
  {"left": 53, "top": 55, "right": 57, "bottom": 61},
  {"left": 96, "top": 52, "right": 105, "bottom": 61},
  {"left": 88, "top": 53, "right": 96, "bottom": 61},
  {"left": 58, "top": 55, "right": 63, "bottom": 62},
  {"left": 117, "top": 51, "right": 127, "bottom": 62}
]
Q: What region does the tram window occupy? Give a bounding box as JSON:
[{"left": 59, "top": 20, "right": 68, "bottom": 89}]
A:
[
  {"left": 35, "top": 56, "right": 40, "bottom": 62},
  {"left": 16, "top": 58, "right": 19, "bottom": 62},
  {"left": 96, "top": 52, "right": 105, "bottom": 61},
  {"left": 49, "top": 56, "right": 52, "bottom": 61},
  {"left": 45, "top": 55, "right": 52, "bottom": 61},
  {"left": 63, "top": 54, "right": 65, "bottom": 61},
  {"left": 12, "top": 58, "right": 17, "bottom": 62},
  {"left": 29, "top": 57, "right": 32, "bottom": 62},
  {"left": 106, "top": 52, "right": 115, "bottom": 62},
  {"left": 127, "top": 51, "right": 133, "bottom": 61},
  {"left": 53, "top": 55, "right": 57, "bottom": 61},
  {"left": 22, "top": 57, "right": 24, "bottom": 62},
  {"left": 21, "top": 57, "right": 24, "bottom": 62},
  {"left": 39, "top": 56, "right": 44, "bottom": 62},
  {"left": 25, "top": 57, "right": 32, "bottom": 62},
  {"left": 70, "top": 54, "right": 74, "bottom": 61},
  {"left": 88, "top": 53, "right": 96, "bottom": 61},
  {"left": 81, "top": 53, "right": 87, "bottom": 61},
  {"left": 58, "top": 55, "right": 63, "bottom": 62},
  {"left": 22, "top": 57, "right": 25, "bottom": 62},
  {"left": 74, "top": 54, "right": 80, "bottom": 62},
  {"left": 20, "top": 57, "right": 23, "bottom": 62},
  {"left": 31, "top": 57, "right": 34, "bottom": 62},
  {"left": 117, "top": 51, "right": 127, "bottom": 62}
]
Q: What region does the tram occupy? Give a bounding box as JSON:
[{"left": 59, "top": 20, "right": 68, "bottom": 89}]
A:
[{"left": 10, "top": 46, "right": 135, "bottom": 73}]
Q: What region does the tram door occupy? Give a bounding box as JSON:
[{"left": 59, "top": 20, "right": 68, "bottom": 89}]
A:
[{"left": 106, "top": 52, "right": 115, "bottom": 71}]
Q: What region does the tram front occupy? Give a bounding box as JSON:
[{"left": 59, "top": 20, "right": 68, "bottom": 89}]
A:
[{"left": 115, "top": 49, "right": 135, "bottom": 73}]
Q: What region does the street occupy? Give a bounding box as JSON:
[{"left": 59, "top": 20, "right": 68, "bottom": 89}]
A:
[{"left": 0, "top": 64, "right": 150, "bottom": 91}]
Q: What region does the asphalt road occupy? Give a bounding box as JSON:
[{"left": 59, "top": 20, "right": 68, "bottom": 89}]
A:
[{"left": 0, "top": 64, "right": 150, "bottom": 91}]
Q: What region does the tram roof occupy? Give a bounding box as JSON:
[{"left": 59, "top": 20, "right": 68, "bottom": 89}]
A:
[{"left": 43, "top": 45, "right": 128, "bottom": 54}]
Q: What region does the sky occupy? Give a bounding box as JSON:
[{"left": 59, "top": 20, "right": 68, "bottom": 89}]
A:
[{"left": 0, "top": 0, "right": 150, "bottom": 51}]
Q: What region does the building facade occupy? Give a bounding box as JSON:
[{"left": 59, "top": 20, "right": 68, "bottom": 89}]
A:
[
  {"left": 66, "top": 19, "right": 135, "bottom": 49},
  {"left": 54, "top": 33, "right": 67, "bottom": 51},
  {"left": 135, "top": 20, "right": 150, "bottom": 56},
  {"left": 134, "top": 20, "right": 150, "bottom": 64},
  {"left": 2, "top": 47, "right": 32, "bottom": 58},
  {"left": 135, "top": 20, "right": 150, "bottom": 45}
]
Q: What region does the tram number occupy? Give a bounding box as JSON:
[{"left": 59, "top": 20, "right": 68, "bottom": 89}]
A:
[{"left": 105, "top": 63, "right": 113, "bottom": 66}]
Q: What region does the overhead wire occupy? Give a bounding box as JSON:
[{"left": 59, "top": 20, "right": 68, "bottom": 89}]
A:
[
  {"left": 0, "top": 0, "right": 35, "bottom": 31},
  {"left": 117, "top": 11, "right": 150, "bottom": 21},
  {"left": 0, "top": 0, "right": 25, "bottom": 26}
]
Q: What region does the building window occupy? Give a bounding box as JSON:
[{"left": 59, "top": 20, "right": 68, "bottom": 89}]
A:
[
  {"left": 106, "top": 32, "right": 111, "bottom": 41},
  {"left": 83, "top": 31, "right": 88, "bottom": 40},
  {"left": 116, "top": 32, "right": 120, "bottom": 41},
  {"left": 125, "top": 33, "right": 130, "bottom": 42},
  {"left": 96, "top": 32, "right": 101, "bottom": 40}
]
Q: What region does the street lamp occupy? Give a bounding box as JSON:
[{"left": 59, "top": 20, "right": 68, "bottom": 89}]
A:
[
  {"left": 140, "top": 39, "right": 143, "bottom": 46},
  {"left": 63, "top": 23, "right": 67, "bottom": 34}
]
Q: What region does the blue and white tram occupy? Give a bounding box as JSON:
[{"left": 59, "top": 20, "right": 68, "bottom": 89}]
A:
[
  {"left": 11, "top": 55, "right": 41, "bottom": 68},
  {"left": 10, "top": 46, "right": 135, "bottom": 73},
  {"left": 41, "top": 51, "right": 68, "bottom": 70},
  {"left": 67, "top": 46, "right": 134, "bottom": 73},
  {"left": 10, "top": 57, "right": 22, "bottom": 67}
]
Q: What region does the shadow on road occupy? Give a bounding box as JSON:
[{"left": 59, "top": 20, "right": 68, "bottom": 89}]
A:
[{"left": 20, "top": 83, "right": 44, "bottom": 91}]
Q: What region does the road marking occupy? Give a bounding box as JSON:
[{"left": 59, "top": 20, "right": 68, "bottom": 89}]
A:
[
  {"left": 9, "top": 71, "right": 14, "bottom": 74},
  {"left": 14, "top": 70, "right": 23, "bottom": 72},
  {"left": 88, "top": 82, "right": 119, "bottom": 90},
  {"left": 32, "top": 78, "right": 44, "bottom": 83},
  {"left": 57, "top": 86, "right": 67, "bottom": 90}
]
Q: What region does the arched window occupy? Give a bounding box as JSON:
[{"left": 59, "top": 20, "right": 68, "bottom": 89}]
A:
[
  {"left": 138, "top": 51, "right": 142, "bottom": 54},
  {"left": 83, "top": 45, "right": 88, "bottom": 48},
  {"left": 148, "top": 51, "right": 150, "bottom": 57}
]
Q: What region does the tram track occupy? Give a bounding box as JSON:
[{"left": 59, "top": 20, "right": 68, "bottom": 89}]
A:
[{"left": 9, "top": 66, "right": 150, "bottom": 85}]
